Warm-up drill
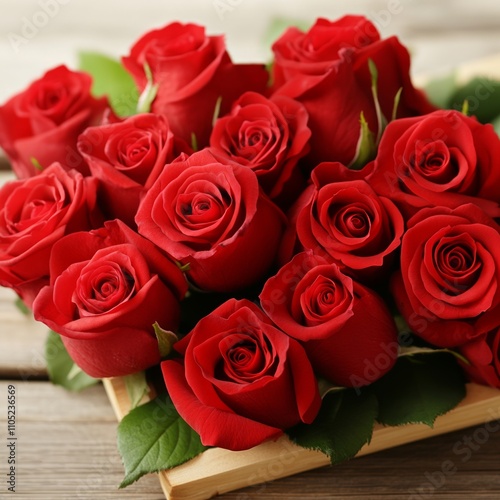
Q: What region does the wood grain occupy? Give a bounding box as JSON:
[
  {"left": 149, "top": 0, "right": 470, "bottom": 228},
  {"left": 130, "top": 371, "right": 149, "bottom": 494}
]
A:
[
  {"left": 0, "top": 287, "right": 48, "bottom": 379},
  {"left": 1, "top": 380, "right": 500, "bottom": 499},
  {"left": 0, "top": 381, "right": 165, "bottom": 499},
  {"left": 103, "top": 378, "right": 500, "bottom": 500}
]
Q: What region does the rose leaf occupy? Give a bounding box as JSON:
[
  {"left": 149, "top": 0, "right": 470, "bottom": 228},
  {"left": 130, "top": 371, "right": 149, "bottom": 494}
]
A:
[
  {"left": 14, "top": 296, "right": 29, "bottom": 315},
  {"left": 123, "top": 371, "right": 150, "bottom": 410},
  {"left": 286, "top": 389, "right": 378, "bottom": 465},
  {"left": 367, "top": 352, "right": 466, "bottom": 427},
  {"left": 45, "top": 330, "right": 99, "bottom": 392},
  {"left": 78, "top": 51, "right": 139, "bottom": 117},
  {"left": 492, "top": 114, "right": 500, "bottom": 137},
  {"left": 424, "top": 71, "right": 458, "bottom": 108},
  {"left": 448, "top": 77, "right": 500, "bottom": 123},
  {"left": 118, "top": 393, "right": 208, "bottom": 488}
]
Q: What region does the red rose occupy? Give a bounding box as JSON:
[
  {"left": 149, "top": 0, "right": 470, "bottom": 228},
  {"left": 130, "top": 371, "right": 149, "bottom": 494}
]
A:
[
  {"left": 161, "top": 298, "right": 321, "bottom": 450},
  {"left": 260, "top": 252, "right": 398, "bottom": 387},
  {"left": 136, "top": 149, "right": 285, "bottom": 292},
  {"left": 78, "top": 113, "right": 189, "bottom": 226},
  {"left": 0, "top": 65, "right": 109, "bottom": 178},
  {"left": 271, "top": 16, "right": 435, "bottom": 167},
  {"left": 369, "top": 110, "right": 500, "bottom": 220},
  {"left": 209, "top": 91, "right": 311, "bottom": 207},
  {"left": 282, "top": 162, "right": 404, "bottom": 282},
  {"left": 460, "top": 330, "right": 500, "bottom": 389},
  {"left": 392, "top": 204, "right": 500, "bottom": 348},
  {"left": 122, "top": 22, "right": 268, "bottom": 149},
  {"left": 0, "top": 163, "right": 101, "bottom": 307},
  {"left": 33, "top": 220, "right": 187, "bottom": 378}
]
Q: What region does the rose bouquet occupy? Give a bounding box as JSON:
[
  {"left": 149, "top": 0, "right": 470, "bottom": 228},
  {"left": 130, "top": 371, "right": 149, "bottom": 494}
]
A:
[{"left": 1, "top": 14, "right": 500, "bottom": 496}]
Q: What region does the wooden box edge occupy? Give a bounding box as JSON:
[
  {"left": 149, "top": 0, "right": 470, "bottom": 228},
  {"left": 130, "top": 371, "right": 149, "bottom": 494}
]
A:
[{"left": 103, "top": 378, "right": 500, "bottom": 500}]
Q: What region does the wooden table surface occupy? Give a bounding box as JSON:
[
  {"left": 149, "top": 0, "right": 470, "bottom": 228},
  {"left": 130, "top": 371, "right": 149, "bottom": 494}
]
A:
[
  {"left": 1, "top": 1, "right": 500, "bottom": 498},
  {"left": 1, "top": 287, "right": 500, "bottom": 500}
]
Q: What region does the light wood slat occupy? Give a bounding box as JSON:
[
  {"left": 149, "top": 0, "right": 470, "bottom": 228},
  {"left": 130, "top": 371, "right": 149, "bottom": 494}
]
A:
[
  {"left": 0, "top": 288, "right": 48, "bottom": 378},
  {"left": 0, "top": 381, "right": 165, "bottom": 499},
  {"left": 103, "top": 378, "right": 500, "bottom": 500},
  {"left": 1, "top": 379, "right": 500, "bottom": 499}
]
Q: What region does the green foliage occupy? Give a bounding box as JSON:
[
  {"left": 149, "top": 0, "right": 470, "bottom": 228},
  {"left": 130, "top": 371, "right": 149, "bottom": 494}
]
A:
[
  {"left": 287, "top": 389, "right": 378, "bottom": 464},
  {"left": 78, "top": 51, "right": 139, "bottom": 116},
  {"left": 368, "top": 353, "right": 466, "bottom": 427},
  {"left": 123, "top": 371, "right": 149, "bottom": 410},
  {"left": 45, "top": 331, "right": 99, "bottom": 392},
  {"left": 425, "top": 74, "right": 500, "bottom": 124},
  {"left": 118, "top": 393, "right": 208, "bottom": 487}
]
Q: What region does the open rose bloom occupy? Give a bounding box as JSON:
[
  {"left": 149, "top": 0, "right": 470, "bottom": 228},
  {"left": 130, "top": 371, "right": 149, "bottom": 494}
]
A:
[{"left": 1, "top": 14, "right": 500, "bottom": 456}]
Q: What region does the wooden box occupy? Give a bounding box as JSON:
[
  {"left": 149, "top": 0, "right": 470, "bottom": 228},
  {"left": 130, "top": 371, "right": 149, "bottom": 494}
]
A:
[{"left": 103, "top": 378, "right": 500, "bottom": 500}]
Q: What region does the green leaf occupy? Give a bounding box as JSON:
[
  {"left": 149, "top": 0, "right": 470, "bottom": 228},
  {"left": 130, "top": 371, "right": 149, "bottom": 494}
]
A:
[
  {"left": 118, "top": 393, "right": 208, "bottom": 487},
  {"left": 15, "top": 297, "right": 29, "bottom": 315},
  {"left": 45, "top": 331, "right": 99, "bottom": 392},
  {"left": 447, "top": 77, "right": 500, "bottom": 123},
  {"left": 493, "top": 114, "right": 500, "bottom": 137},
  {"left": 78, "top": 51, "right": 139, "bottom": 116},
  {"left": 136, "top": 62, "right": 159, "bottom": 114},
  {"left": 349, "top": 111, "right": 376, "bottom": 170},
  {"left": 424, "top": 72, "right": 457, "bottom": 108},
  {"left": 287, "top": 389, "right": 378, "bottom": 465},
  {"left": 123, "top": 371, "right": 150, "bottom": 409},
  {"left": 153, "top": 322, "right": 178, "bottom": 359},
  {"left": 368, "top": 353, "right": 466, "bottom": 427}
]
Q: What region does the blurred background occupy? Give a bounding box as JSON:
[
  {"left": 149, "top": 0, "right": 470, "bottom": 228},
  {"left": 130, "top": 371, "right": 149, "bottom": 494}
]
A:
[{"left": 1, "top": 0, "right": 500, "bottom": 103}]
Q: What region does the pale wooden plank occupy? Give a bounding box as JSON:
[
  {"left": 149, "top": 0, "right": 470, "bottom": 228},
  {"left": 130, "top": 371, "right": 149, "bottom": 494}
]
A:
[
  {"left": 2, "top": 379, "right": 500, "bottom": 499},
  {"left": 103, "top": 378, "right": 500, "bottom": 500},
  {"left": 0, "top": 381, "right": 165, "bottom": 499},
  {"left": 0, "top": 288, "right": 48, "bottom": 378}
]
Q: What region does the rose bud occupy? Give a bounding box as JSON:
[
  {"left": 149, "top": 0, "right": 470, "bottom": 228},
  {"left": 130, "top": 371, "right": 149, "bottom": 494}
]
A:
[
  {"left": 122, "top": 22, "right": 268, "bottom": 149},
  {"left": 161, "top": 298, "right": 321, "bottom": 450},
  {"left": 0, "top": 163, "right": 101, "bottom": 307},
  {"left": 136, "top": 149, "right": 286, "bottom": 292},
  {"left": 209, "top": 91, "right": 311, "bottom": 208},
  {"left": 33, "top": 220, "right": 187, "bottom": 378},
  {"left": 0, "top": 65, "right": 109, "bottom": 178},
  {"left": 77, "top": 113, "right": 190, "bottom": 226},
  {"left": 281, "top": 161, "right": 404, "bottom": 283},
  {"left": 271, "top": 16, "right": 435, "bottom": 167},
  {"left": 260, "top": 252, "right": 399, "bottom": 387},
  {"left": 368, "top": 110, "right": 500, "bottom": 220},
  {"left": 392, "top": 203, "right": 500, "bottom": 349}
]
